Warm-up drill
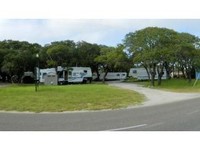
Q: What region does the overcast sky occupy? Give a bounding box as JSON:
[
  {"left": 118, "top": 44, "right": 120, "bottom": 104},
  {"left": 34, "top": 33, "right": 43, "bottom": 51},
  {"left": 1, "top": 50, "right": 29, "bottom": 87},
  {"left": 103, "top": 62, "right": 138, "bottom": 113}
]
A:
[{"left": 0, "top": 19, "right": 200, "bottom": 46}]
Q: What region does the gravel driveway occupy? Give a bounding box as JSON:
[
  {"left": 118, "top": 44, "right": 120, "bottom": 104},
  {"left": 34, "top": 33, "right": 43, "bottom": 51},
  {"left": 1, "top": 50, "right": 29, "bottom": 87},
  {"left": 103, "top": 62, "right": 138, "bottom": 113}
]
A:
[{"left": 108, "top": 82, "right": 200, "bottom": 107}]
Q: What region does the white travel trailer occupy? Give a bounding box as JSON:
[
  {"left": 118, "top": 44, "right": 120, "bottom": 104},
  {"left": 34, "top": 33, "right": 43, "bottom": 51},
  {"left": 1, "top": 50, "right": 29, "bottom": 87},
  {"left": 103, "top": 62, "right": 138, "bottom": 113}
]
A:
[
  {"left": 129, "top": 68, "right": 167, "bottom": 80},
  {"left": 57, "top": 66, "right": 92, "bottom": 84},
  {"left": 39, "top": 66, "right": 92, "bottom": 84},
  {"left": 93, "top": 72, "right": 127, "bottom": 81}
]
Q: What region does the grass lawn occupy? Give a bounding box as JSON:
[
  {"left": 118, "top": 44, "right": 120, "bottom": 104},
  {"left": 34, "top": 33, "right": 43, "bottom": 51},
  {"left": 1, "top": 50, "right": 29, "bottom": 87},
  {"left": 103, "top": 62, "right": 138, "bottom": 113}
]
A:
[
  {"left": 126, "top": 78, "right": 200, "bottom": 93},
  {"left": 0, "top": 84, "right": 144, "bottom": 112}
]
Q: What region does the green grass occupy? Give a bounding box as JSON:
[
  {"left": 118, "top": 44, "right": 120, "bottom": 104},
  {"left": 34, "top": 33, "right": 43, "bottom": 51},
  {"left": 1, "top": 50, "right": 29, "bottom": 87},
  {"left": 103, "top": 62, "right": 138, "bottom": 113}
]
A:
[
  {"left": 126, "top": 78, "right": 200, "bottom": 93},
  {"left": 156, "top": 79, "right": 200, "bottom": 92},
  {"left": 0, "top": 84, "right": 144, "bottom": 112}
]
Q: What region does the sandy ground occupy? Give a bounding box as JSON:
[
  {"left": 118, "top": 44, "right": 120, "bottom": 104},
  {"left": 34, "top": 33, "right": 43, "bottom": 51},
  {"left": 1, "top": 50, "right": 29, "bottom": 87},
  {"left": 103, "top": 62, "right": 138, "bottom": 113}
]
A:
[{"left": 108, "top": 82, "right": 200, "bottom": 107}]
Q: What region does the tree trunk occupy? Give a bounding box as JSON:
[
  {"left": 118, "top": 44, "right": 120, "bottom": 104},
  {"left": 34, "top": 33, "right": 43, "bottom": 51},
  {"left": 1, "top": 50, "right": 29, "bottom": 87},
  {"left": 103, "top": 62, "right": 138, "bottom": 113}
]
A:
[
  {"left": 181, "top": 67, "right": 186, "bottom": 78},
  {"left": 150, "top": 73, "right": 155, "bottom": 87},
  {"left": 150, "top": 64, "right": 156, "bottom": 87},
  {"left": 164, "top": 62, "right": 170, "bottom": 79},
  {"left": 157, "top": 65, "right": 164, "bottom": 86},
  {"left": 144, "top": 65, "right": 150, "bottom": 80},
  {"left": 102, "top": 70, "right": 108, "bottom": 83},
  {"left": 96, "top": 69, "right": 100, "bottom": 81},
  {"left": 186, "top": 69, "right": 192, "bottom": 83}
]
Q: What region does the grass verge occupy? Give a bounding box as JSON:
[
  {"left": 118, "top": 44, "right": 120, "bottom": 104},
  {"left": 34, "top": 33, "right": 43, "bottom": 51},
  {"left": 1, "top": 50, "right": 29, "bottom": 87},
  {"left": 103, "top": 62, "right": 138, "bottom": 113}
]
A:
[
  {"left": 0, "top": 84, "right": 144, "bottom": 112},
  {"left": 125, "top": 78, "right": 200, "bottom": 93}
]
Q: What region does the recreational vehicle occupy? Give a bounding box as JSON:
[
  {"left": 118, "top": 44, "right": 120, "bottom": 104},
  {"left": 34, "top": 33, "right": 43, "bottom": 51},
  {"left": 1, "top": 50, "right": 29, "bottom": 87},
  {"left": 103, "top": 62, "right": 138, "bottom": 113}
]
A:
[
  {"left": 57, "top": 66, "right": 92, "bottom": 84},
  {"left": 93, "top": 72, "right": 127, "bottom": 81},
  {"left": 129, "top": 68, "right": 167, "bottom": 80},
  {"left": 39, "top": 66, "right": 92, "bottom": 84}
]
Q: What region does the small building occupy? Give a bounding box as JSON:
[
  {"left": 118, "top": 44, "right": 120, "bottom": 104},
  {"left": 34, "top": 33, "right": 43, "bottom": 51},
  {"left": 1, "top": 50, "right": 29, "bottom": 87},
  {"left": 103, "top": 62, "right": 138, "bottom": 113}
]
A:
[
  {"left": 40, "top": 68, "right": 56, "bottom": 83},
  {"left": 21, "top": 72, "right": 35, "bottom": 83},
  {"left": 44, "top": 72, "right": 58, "bottom": 85}
]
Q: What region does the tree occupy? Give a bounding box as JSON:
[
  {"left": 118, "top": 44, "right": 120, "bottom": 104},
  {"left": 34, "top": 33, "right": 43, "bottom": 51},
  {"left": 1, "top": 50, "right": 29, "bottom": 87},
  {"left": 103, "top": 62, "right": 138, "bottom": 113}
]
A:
[
  {"left": 0, "top": 48, "right": 10, "bottom": 82},
  {"left": 45, "top": 40, "right": 76, "bottom": 68},
  {"left": 95, "top": 44, "right": 129, "bottom": 82},
  {"left": 124, "top": 27, "right": 178, "bottom": 86},
  {"left": 0, "top": 40, "right": 42, "bottom": 82},
  {"left": 75, "top": 41, "right": 101, "bottom": 79},
  {"left": 175, "top": 33, "right": 200, "bottom": 82}
]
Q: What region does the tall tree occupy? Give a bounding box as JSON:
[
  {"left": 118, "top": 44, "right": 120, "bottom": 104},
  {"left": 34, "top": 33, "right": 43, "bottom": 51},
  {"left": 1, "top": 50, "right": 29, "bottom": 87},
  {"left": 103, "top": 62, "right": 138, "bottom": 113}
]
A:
[
  {"left": 0, "top": 40, "right": 42, "bottom": 82},
  {"left": 175, "top": 33, "right": 200, "bottom": 82},
  {"left": 75, "top": 41, "right": 101, "bottom": 79},
  {"left": 124, "top": 27, "right": 178, "bottom": 86},
  {"left": 45, "top": 40, "right": 76, "bottom": 68},
  {"left": 95, "top": 45, "right": 129, "bottom": 82}
]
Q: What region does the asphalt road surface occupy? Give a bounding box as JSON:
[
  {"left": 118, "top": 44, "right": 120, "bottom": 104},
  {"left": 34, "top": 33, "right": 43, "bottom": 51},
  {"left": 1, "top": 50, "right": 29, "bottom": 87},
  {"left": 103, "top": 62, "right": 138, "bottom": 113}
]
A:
[{"left": 1, "top": 97, "right": 200, "bottom": 131}]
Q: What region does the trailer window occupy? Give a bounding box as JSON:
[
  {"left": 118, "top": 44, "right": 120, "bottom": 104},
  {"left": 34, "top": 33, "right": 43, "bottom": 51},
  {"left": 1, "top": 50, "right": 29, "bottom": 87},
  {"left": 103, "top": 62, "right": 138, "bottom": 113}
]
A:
[
  {"left": 116, "top": 74, "right": 120, "bottom": 76},
  {"left": 42, "top": 73, "right": 47, "bottom": 79},
  {"left": 73, "top": 72, "right": 80, "bottom": 77},
  {"left": 84, "top": 70, "right": 87, "bottom": 73}
]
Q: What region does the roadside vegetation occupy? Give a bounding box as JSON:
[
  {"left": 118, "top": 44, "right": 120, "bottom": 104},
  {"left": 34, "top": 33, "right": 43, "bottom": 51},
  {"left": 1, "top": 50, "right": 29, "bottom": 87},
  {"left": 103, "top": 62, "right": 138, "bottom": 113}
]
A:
[{"left": 0, "top": 84, "right": 144, "bottom": 112}]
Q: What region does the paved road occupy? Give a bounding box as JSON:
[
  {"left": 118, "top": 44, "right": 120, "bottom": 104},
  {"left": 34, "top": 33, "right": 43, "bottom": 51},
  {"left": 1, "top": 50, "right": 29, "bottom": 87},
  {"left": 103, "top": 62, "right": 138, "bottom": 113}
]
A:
[{"left": 1, "top": 97, "right": 200, "bottom": 131}]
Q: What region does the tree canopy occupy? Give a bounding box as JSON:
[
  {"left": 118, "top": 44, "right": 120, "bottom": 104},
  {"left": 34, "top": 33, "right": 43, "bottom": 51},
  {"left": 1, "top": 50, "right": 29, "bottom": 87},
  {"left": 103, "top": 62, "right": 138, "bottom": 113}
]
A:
[
  {"left": 1, "top": 27, "right": 200, "bottom": 84},
  {"left": 124, "top": 27, "right": 200, "bottom": 85}
]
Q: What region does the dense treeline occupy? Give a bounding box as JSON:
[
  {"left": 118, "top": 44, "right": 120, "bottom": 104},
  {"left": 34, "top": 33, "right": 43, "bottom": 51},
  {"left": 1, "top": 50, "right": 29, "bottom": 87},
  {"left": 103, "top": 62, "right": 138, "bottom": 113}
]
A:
[
  {"left": 0, "top": 40, "right": 130, "bottom": 82},
  {"left": 0, "top": 40, "right": 42, "bottom": 82},
  {"left": 0, "top": 27, "right": 200, "bottom": 85}
]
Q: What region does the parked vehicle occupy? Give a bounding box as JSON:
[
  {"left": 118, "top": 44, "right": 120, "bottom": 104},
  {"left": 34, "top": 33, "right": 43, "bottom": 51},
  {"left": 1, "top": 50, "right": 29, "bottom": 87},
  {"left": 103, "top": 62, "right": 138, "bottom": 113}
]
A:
[
  {"left": 57, "top": 66, "right": 92, "bottom": 84},
  {"left": 93, "top": 72, "right": 127, "bottom": 81},
  {"left": 129, "top": 68, "right": 167, "bottom": 80},
  {"left": 39, "top": 66, "right": 92, "bottom": 84}
]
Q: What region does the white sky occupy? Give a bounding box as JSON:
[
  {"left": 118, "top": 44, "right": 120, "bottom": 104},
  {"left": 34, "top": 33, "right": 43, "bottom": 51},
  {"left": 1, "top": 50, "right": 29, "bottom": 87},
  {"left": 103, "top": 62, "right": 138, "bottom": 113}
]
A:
[{"left": 1, "top": 19, "right": 200, "bottom": 46}]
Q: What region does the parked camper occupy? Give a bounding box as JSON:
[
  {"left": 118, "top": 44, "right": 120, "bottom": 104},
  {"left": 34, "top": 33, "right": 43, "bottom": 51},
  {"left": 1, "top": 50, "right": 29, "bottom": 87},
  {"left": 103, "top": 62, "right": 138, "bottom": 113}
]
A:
[
  {"left": 39, "top": 67, "right": 92, "bottom": 84},
  {"left": 93, "top": 72, "right": 127, "bottom": 81},
  {"left": 129, "top": 68, "right": 167, "bottom": 80},
  {"left": 57, "top": 66, "right": 92, "bottom": 84}
]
